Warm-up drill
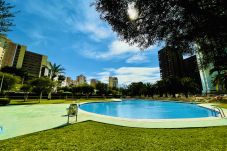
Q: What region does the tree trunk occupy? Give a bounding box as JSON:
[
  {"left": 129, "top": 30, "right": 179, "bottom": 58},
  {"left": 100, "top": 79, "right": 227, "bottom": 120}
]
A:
[
  {"left": 39, "top": 91, "right": 43, "bottom": 103},
  {"left": 48, "top": 92, "right": 52, "bottom": 100},
  {"left": 184, "top": 92, "right": 188, "bottom": 98},
  {"left": 24, "top": 93, "right": 29, "bottom": 102}
]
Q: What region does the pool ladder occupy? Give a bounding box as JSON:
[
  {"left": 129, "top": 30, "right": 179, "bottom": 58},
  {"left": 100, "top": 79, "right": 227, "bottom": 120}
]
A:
[{"left": 212, "top": 106, "right": 226, "bottom": 118}]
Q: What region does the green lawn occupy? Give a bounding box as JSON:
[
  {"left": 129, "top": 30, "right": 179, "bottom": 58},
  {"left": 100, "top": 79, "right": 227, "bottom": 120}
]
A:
[
  {"left": 0, "top": 121, "right": 227, "bottom": 151},
  {"left": 9, "top": 98, "right": 112, "bottom": 105},
  {"left": 216, "top": 103, "right": 227, "bottom": 109}
]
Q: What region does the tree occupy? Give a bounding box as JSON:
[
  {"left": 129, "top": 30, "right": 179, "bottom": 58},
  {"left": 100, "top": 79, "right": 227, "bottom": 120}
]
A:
[
  {"left": 0, "top": 0, "right": 16, "bottom": 34},
  {"left": 210, "top": 66, "right": 227, "bottom": 92},
  {"left": 144, "top": 83, "right": 155, "bottom": 98},
  {"left": 96, "top": 82, "right": 108, "bottom": 97},
  {"left": 20, "top": 84, "right": 32, "bottom": 101},
  {"left": 1, "top": 66, "right": 28, "bottom": 84},
  {"left": 50, "top": 63, "right": 65, "bottom": 80},
  {"left": 81, "top": 85, "right": 94, "bottom": 99},
  {"left": 180, "top": 77, "right": 199, "bottom": 98},
  {"left": 30, "top": 77, "right": 54, "bottom": 102},
  {"left": 94, "top": 0, "right": 227, "bottom": 67},
  {"left": 0, "top": 72, "right": 20, "bottom": 92},
  {"left": 127, "top": 82, "right": 146, "bottom": 96},
  {"left": 56, "top": 74, "right": 66, "bottom": 87},
  {"left": 154, "top": 80, "right": 167, "bottom": 97}
]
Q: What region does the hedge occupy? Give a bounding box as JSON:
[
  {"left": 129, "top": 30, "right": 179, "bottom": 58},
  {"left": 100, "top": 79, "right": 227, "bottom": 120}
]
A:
[{"left": 0, "top": 98, "right": 11, "bottom": 106}]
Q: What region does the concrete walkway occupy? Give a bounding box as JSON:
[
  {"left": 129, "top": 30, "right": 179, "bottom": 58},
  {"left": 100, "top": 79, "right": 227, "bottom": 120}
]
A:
[
  {"left": 0, "top": 104, "right": 70, "bottom": 140},
  {"left": 1, "top": 102, "right": 227, "bottom": 140}
]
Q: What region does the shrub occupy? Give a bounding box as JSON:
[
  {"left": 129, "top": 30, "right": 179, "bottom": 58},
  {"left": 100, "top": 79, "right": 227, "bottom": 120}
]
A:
[{"left": 0, "top": 98, "right": 10, "bottom": 106}]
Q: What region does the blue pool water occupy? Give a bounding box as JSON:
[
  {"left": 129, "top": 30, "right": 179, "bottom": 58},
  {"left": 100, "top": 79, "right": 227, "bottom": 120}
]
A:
[{"left": 80, "top": 100, "right": 217, "bottom": 119}]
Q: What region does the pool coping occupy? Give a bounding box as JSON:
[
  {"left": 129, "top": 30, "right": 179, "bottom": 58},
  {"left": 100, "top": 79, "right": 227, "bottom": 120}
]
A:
[{"left": 77, "top": 99, "right": 227, "bottom": 128}]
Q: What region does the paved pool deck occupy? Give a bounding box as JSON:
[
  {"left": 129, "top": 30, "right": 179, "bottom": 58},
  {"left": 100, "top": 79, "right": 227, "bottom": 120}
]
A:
[{"left": 1, "top": 101, "right": 227, "bottom": 140}]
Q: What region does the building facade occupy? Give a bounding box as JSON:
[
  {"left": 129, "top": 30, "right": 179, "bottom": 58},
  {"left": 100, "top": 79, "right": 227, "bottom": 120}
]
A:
[
  {"left": 22, "top": 51, "right": 49, "bottom": 77},
  {"left": 90, "top": 79, "right": 98, "bottom": 88},
  {"left": 0, "top": 36, "right": 7, "bottom": 68},
  {"left": 183, "top": 55, "right": 202, "bottom": 90},
  {"left": 109, "top": 76, "right": 118, "bottom": 89},
  {"left": 0, "top": 36, "right": 52, "bottom": 78},
  {"left": 76, "top": 74, "right": 86, "bottom": 86},
  {"left": 158, "top": 47, "right": 184, "bottom": 79},
  {"left": 158, "top": 47, "right": 204, "bottom": 92}
]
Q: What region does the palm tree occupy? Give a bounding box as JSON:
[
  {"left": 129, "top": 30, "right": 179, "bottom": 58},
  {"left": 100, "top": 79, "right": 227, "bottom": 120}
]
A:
[
  {"left": 210, "top": 66, "right": 227, "bottom": 92},
  {"left": 50, "top": 63, "right": 65, "bottom": 81},
  {"left": 180, "top": 77, "right": 199, "bottom": 98}
]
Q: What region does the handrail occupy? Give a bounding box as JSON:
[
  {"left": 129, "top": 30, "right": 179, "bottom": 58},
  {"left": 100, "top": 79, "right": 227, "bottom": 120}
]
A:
[{"left": 213, "top": 106, "right": 226, "bottom": 118}]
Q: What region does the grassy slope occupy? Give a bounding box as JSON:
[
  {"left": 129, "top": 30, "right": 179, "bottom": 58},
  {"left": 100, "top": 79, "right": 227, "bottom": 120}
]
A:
[{"left": 0, "top": 121, "right": 227, "bottom": 151}]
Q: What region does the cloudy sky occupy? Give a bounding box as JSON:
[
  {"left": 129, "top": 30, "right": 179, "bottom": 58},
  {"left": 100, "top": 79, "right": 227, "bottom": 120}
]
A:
[{"left": 8, "top": 0, "right": 162, "bottom": 85}]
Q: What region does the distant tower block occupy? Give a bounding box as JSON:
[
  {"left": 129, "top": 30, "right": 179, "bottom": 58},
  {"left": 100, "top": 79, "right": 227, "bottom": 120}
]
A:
[{"left": 109, "top": 77, "right": 118, "bottom": 89}]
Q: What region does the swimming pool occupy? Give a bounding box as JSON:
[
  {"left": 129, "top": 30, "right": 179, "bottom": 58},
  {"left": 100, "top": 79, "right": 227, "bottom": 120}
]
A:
[{"left": 79, "top": 100, "right": 218, "bottom": 119}]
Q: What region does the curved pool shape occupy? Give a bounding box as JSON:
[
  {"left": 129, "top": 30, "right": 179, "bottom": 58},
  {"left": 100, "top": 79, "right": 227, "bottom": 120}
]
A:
[{"left": 80, "top": 100, "right": 218, "bottom": 119}]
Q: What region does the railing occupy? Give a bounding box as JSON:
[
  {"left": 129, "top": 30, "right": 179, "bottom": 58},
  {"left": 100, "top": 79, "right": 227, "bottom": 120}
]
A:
[{"left": 212, "top": 106, "right": 226, "bottom": 118}]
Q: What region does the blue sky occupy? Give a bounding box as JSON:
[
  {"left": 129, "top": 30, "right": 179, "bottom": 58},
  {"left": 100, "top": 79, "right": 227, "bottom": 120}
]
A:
[{"left": 7, "top": 0, "right": 161, "bottom": 85}]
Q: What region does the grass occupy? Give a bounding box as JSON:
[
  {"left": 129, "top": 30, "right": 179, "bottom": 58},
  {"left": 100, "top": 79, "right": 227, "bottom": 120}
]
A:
[
  {"left": 216, "top": 103, "right": 227, "bottom": 109},
  {"left": 0, "top": 121, "right": 227, "bottom": 151},
  {"left": 9, "top": 98, "right": 112, "bottom": 105}
]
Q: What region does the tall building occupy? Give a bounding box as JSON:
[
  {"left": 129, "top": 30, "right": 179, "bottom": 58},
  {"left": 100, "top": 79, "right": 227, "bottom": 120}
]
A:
[
  {"left": 183, "top": 55, "right": 202, "bottom": 91},
  {"left": 12, "top": 45, "right": 26, "bottom": 69},
  {"left": 41, "top": 61, "right": 52, "bottom": 78},
  {"left": 22, "top": 51, "right": 49, "bottom": 77},
  {"left": 0, "top": 36, "right": 7, "bottom": 68},
  {"left": 109, "top": 76, "right": 118, "bottom": 88},
  {"left": 76, "top": 74, "right": 86, "bottom": 85},
  {"left": 0, "top": 36, "right": 25, "bottom": 69},
  {"left": 0, "top": 36, "right": 26, "bottom": 69},
  {"left": 158, "top": 47, "right": 204, "bottom": 92},
  {"left": 158, "top": 47, "right": 184, "bottom": 79},
  {"left": 90, "top": 79, "right": 98, "bottom": 88}
]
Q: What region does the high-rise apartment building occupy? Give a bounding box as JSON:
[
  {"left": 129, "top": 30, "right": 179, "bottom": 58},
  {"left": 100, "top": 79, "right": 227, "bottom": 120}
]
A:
[
  {"left": 183, "top": 55, "right": 202, "bottom": 91},
  {"left": 22, "top": 51, "right": 49, "bottom": 77},
  {"left": 76, "top": 74, "right": 86, "bottom": 85},
  {"left": 0, "top": 36, "right": 7, "bottom": 68},
  {"left": 158, "top": 47, "right": 184, "bottom": 79},
  {"left": 109, "top": 77, "right": 118, "bottom": 89},
  {"left": 12, "top": 45, "right": 26, "bottom": 69},
  {"left": 0, "top": 36, "right": 52, "bottom": 78},
  {"left": 90, "top": 79, "right": 98, "bottom": 88}
]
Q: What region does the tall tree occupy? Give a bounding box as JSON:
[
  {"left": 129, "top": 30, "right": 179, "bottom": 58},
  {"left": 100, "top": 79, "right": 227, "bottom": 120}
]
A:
[
  {"left": 180, "top": 77, "right": 199, "bottom": 98},
  {"left": 1, "top": 66, "right": 28, "bottom": 84},
  {"left": 30, "top": 77, "right": 54, "bottom": 102},
  {"left": 20, "top": 84, "right": 32, "bottom": 101},
  {"left": 96, "top": 82, "right": 108, "bottom": 97},
  {"left": 94, "top": 0, "right": 227, "bottom": 67},
  {"left": 0, "top": 0, "right": 16, "bottom": 34},
  {"left": 50, "top": 63, "right": 65, "bottom": 81},
  {"left": 0, "top": 72, "right": 20, "bottom": 92}
]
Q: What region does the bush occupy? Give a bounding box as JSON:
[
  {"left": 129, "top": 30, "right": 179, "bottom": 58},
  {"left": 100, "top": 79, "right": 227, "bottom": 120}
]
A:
[{"left": 0, "top": 98, "right": 11, "bottom": 106}]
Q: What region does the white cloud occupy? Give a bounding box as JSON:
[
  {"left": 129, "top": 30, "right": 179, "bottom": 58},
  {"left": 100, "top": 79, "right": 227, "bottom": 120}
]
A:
[
  {"left": 82, "top": 40, "right": 159, "bottom": 65},
  {"left": 22, "top": 0, "right": 112, "bottom": 41},
  {"left": 126, "top": 54, "right": 149, "bottom": 63},
  {"left": 82, "top": 40, "right": 158, "bottom": 60},
  {"left": 92, "top": 67, "right": 160, "bottom": 85}
]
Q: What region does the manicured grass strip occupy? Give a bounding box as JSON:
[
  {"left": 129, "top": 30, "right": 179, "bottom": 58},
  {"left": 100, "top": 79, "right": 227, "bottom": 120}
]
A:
[
  {"left": 216, "top": 103, "right": 227, "bottom": 109},
  {"left": 9, "top": 98, "right": 112, "bottom": 105},
  {"left": 0, "top": 121, "right": 227, "bottom": 151}
]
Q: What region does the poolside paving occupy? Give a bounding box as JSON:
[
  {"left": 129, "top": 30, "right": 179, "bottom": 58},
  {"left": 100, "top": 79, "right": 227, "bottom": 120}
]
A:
[
  {"left": 0, "top": 104, "right": 70, "bottom": 140},
  {"left": 1, "top": 102, "right": 227, "bottom": 140}
]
